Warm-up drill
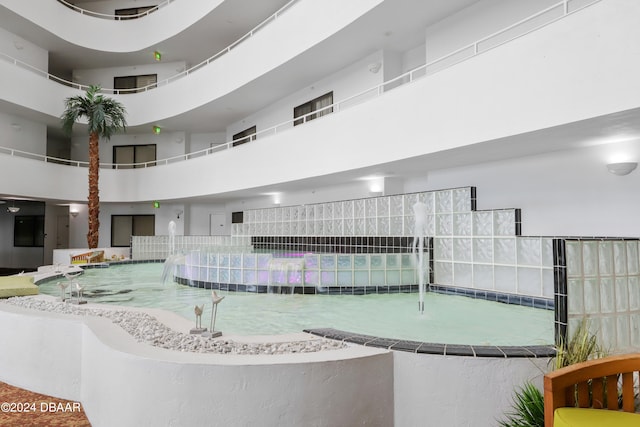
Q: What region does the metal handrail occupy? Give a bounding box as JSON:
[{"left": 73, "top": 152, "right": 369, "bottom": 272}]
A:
[
  {"left": 56, "top": 0, "right": 174, "bottom": 21},
  {"left": 1, "top": 0, "right": 599, "bottom": 170},
  {"left": 22, "top": 0, "right": 300, "bottom": 94}
]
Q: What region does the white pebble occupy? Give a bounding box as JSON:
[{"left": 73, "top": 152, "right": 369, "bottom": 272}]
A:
[{"left": 5, "top": 297, "right": 346, "bottom": 355}]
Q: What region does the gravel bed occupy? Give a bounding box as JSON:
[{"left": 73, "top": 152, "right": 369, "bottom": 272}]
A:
[{"left": 4, "top": 297, "right": 346, "bottom": 355}]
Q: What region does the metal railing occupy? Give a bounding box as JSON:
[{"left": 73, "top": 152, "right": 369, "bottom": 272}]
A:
[
  {"left": 14, "top": 0, "right": 300, "bottom": 94},
  {"left": 1, "top": 0, "right": 600, "bottom": 170},
  {"left": 57, "top": 0, "right": 173, "bottom": 20}
]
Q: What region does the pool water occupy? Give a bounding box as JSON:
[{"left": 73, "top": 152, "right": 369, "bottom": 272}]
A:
[{"left": 38, "top": 263, "right": 554, "bottom": 346}]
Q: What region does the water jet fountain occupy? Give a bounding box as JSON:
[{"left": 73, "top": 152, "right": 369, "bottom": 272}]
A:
[
  {"left": 412, "top": 201, "right": 429, "bottom": 314},
  {"left": 162, "top": 220, "right": 185, "bottom": 284}
]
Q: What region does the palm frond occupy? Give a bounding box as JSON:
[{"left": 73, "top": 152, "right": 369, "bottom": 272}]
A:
[
  {"left": 60, "top": 85, "right": 126, "bottom": 139},
  {"left": 553, "top": 318, "right": 606, "bottom": 370},
  {"left": 498, "top": 382, "right": 545, "bottom": 427}
]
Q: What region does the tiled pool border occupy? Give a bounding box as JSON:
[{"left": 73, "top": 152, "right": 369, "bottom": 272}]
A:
[
  {"left": 429, "top": 284, "right": 554, "bottom": 310},
  {"left": 36, "top": 260, "right": 556, "bottom": 358},
  {"left": 171, "top": 276, "right": 554, "bottom": 309},
  {"left": 304, "top": 328, "right": 556, "bottom": 358}
]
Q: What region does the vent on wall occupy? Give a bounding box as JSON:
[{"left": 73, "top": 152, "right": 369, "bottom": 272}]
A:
[{"left": 231, "top": 212, "right": 244, "bottom": 224}]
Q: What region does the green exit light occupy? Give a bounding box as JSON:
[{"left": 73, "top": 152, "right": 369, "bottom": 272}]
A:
[
  {"left": 153, "top": 201, "right": 160, "bottom": 208},
  {"left": 152, "top": 126, "right": 161, "bottom": 135},
  {"left": 154, "top": 51, "right": 161, "bottom": 61}
]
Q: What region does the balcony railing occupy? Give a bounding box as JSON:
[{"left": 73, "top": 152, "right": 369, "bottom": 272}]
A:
[
  {"left": 0, "top": 0, "right": 600, "bottom": 170},
  {"left": 56, "top": 0, "right": 173, "bottom": 20},
  {"left": 3, "top": 0, "right": 300, "bottom": 94}
]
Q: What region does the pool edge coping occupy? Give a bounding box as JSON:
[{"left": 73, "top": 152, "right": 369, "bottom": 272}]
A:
[
  {"left": 34, "top": 261, "right": 557, "bottom": 358},
  {"left": 304, "top": 327, "right": 556, "bottom": 358}
]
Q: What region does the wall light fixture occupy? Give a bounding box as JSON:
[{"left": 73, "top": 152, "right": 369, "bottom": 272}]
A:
[{"left": 606, "top": 162, "right": 638, "bottom": 176}]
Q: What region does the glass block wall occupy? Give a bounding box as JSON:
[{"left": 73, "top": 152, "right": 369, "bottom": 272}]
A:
[
  {"left": 562, "top": 239, "right": 640, "bottom": 353},
  {"left": 176, "top": 251, "right": 428, "bottom": 294},
  {"left": 234, "top": 187, "right": 555, "bottom": 300},
  {"left": 132, "top": 235, "right": 252, "bottom": 260},
  {"left": 233, "top": 188, "right": 476, "bottom": 237}
]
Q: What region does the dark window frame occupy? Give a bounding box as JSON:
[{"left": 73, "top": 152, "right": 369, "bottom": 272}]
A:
[
  {"left": 14, "top": 215, "right": 45, "bottom": 247},
  {"left": 111, "top": 215, "right": 155, "bottom": 247},
  {"left": 113, "top": 144, "right": 157, "bottom": 169},
  {"left": 294, "top": 91, "right": 333, "bottom": 126},
  {"left": 232, "top": 126, "right": 257, "bottom": 147},
  {"left": 114, "top": 74, "right": 157, "bottom": 93},
  {"left": 114, "top": 6, "right": 156, "bottom": 20}
]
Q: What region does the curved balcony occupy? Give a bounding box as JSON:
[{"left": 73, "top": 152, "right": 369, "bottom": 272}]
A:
[
  {"left": 0, "top": 0, "right": 383, "bottom": 127},
  {"left": 0, "top": 0, "right": 224, "bottom": 53},
  {"left": 2, "top": 0, "right": 637, "bottom": 210},
  {"left": 56, "top": 0, "right": 175, "bottom": 21},
  {"left": 0, "top": 0, "right": 634, "bottom": 206}
]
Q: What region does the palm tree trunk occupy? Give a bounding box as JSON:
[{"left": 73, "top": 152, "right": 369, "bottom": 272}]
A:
[{"left": 87, "top": 131, "right": 100, "bottom": 249}]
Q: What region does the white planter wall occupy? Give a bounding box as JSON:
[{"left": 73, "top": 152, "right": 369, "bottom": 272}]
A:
[{"left": 0, "top": 301, "right": 393, "bottom": 427}]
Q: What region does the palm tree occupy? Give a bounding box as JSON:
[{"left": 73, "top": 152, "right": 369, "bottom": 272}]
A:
[{"left": 61, "top": 85, "right": 127, "bottom": 249}]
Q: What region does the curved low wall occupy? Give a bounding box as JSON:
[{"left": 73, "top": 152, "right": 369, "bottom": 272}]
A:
[
  {"left": 0, "top": 296, "right": 553, "bottom": 426},
  {"left": 0, "top": 298, "right": 393, "bottom": 427}
]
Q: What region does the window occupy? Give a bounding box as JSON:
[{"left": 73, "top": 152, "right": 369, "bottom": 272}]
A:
[
  {"left": 14, "top": 215, "right": 45, "bottom": 247},
  {"left": 113, "top": 144, "right": 156, "bottom": 169},
  {"left": 232, "top": 126, "right": 257, "bottom": 147},
  {"left": 294, "top": 92, "right": 333, "bottom": 126},
  {"left": 115, "top": 6, "right": 156, "bottom": 20},
  {"left": 114, "top": 74, "right": 157, "bottom": 93},
  {"left": 111, "top": 215, "right": 155, "bottom": 247},
  {"left": 231, "top": 212, "right": 244, "bottom": 224}
]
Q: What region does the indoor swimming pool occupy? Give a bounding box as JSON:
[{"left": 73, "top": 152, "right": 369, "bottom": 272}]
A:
[{"left": 38, "top": 262, "right": 554, "bottom": 346}]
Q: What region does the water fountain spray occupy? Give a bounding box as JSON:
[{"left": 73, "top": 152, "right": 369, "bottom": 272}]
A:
[
  {"left": 168, "top": 220, "right": 176, "bottom": 256},
  {"left": 412, "top": 202, "right": 428, "bottom": 314}
]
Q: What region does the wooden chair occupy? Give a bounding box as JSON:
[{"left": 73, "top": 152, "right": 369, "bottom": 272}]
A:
[
  {"left": 70, "top": 250, "right": 104, "bottom": 264},
  {"left": 544, "top": 353, "right": 640, "bottom": 427}
]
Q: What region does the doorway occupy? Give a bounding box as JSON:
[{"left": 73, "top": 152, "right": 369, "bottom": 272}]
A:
[
  {"left": 209, "top": 212, "right": 227, "bottom": 235},
  {"left": 56, "top": 215, "right": 69, "bottom": 249}
]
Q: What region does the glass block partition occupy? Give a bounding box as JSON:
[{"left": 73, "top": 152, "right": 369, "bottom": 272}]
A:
[
  {"left": 233, "top": 188, "right": 477, "bottom": 237},
  {"left": 560, "top": 238, "right": 640, "bottom": 353},
  {"left": 128, "top": 187, "right": 557, "bottom": 304},
  {"left": 175, "top": 250, "right": 429, "bottom": 294},
  {"left": 131, "top": 235, "right": 252, "bottom": 260},
  {"left": 234, "top": 187, "right": 555, "bottom": 301}
]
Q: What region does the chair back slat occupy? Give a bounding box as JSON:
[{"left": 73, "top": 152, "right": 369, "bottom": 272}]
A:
[
  {"left": 577, "top": 381, "right": 590, "bottom": 407},
  {"left": 621, "top": 372, "right": 635, "bottom": 412},
  {"left": 564, "top": 386, "right": 575, "bottom": 407},
  {"left": 605, "top": 374, "right": 619, "bottom": 410},
  {"left": 591, "top": 377, "right": 604, "bottom": 409}
]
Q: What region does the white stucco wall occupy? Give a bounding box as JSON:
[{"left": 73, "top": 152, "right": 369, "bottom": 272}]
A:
[
  {"left": 0, "top": 296, "right": 554, "bottom": 427},
  {"left": 225, "top": 50, "right": 385, "bottom": 140},
  {"left": 0, "top": 26, "right": 48, "bottom": 71},
  {"left": 393, "top": 351, "right": 549, "bottom": 427},
  {"left": 404, "top": 138, "right": 640, "bottom": 237},
  {"left": 72, "top": 61, "right": 188, "bottom": 91},
  {"left": 424, "top": 0, "right": 560, "bottom": 63},
  {"left": 0, "top": 299, "right": 394, "bottom": 427},
  {"left": 0, "top": 112, "right": 47, "bottom": 154}
]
